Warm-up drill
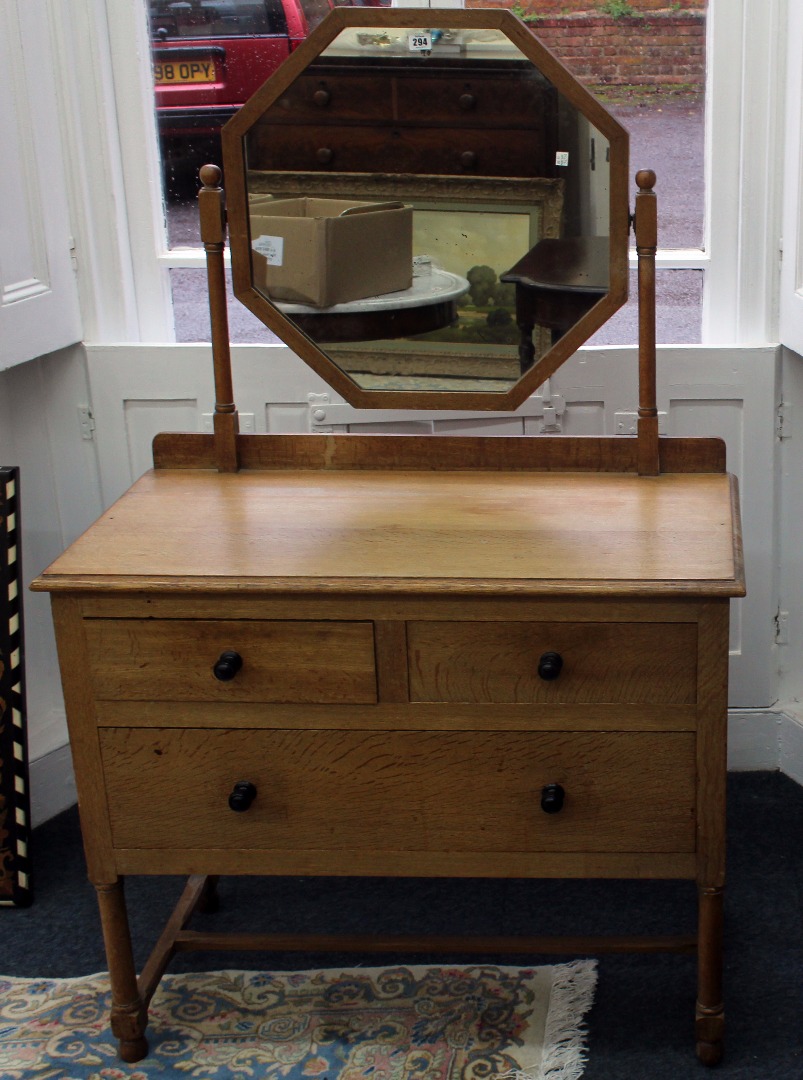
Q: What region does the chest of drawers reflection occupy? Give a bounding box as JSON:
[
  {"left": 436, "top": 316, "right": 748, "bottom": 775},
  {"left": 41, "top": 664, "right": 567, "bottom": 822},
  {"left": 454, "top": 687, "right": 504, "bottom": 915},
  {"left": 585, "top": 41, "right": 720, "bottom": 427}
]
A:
[{"left": 246, "top": 57, "right": 559, "bottom": 178}]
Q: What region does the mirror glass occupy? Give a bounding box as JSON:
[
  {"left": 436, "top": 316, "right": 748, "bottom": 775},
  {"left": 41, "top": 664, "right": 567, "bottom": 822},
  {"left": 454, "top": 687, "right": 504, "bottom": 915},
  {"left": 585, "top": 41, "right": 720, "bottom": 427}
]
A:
[{"left": 236, "top": 20, "right": 620, "bottom": 397}]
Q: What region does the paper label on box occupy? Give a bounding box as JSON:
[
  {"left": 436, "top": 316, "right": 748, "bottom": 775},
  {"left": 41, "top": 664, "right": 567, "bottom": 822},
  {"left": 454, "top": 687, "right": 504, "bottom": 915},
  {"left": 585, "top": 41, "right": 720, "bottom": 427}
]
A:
[{"left": 253, "top": 234, "right": 284, "bottom": 266}]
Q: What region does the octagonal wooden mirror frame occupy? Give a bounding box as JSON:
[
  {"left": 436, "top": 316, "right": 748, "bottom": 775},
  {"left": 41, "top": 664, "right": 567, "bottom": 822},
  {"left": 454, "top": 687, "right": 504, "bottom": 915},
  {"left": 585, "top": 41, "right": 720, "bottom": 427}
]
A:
[{"left": 220, "top": 6, "right": 630, "bottom": 413}]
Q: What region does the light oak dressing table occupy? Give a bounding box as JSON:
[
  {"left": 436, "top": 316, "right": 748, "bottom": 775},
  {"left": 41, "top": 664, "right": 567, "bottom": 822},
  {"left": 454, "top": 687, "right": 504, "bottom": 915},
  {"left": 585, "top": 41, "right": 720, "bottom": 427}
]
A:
[{"left": 32, "top": 8, "right": 744, "bottom": 1068}]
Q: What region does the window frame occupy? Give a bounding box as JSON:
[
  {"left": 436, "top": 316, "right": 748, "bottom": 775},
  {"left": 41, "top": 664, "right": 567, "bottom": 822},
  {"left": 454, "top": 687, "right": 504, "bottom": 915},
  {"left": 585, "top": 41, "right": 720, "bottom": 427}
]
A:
[{"left": 780, "top": 0, "right": 803, "bottom": 354}]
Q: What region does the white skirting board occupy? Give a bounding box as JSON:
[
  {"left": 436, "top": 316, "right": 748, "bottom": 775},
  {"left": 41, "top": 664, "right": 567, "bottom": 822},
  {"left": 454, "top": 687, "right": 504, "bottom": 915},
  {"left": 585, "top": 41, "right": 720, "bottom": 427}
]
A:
[
  {"left": 777, "top": 709, "right": 803, "bottom": 787},
  {"left": 27, "top": 709, "right": 803, "bottom": 827},
  {"left": 728, "top": 708, "right": 803, "bottom": 782},
  {"left": 727, "top": 709, "right": 785, "bottom": 772}
]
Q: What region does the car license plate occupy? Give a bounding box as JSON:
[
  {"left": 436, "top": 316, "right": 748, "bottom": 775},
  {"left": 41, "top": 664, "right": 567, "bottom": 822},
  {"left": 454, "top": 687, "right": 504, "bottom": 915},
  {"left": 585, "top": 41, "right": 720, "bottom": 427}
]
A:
[{"left": 154, "top": 59, "right": 216, "bottom": 85}]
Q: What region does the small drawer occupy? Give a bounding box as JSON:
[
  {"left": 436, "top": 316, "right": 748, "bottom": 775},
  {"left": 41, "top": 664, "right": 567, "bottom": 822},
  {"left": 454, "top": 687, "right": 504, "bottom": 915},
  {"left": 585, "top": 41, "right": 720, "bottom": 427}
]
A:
[
  {"left": 266, "top": 74, "right": 394, "bottom": 123},
  {"left": 100, "top": 727, "right": 696, "bottom": 855},
  {"left": 395, "top": 76, "right": 553, "bottom": 128},
  {"left": 401, "top": 128, "right": 551, "bottom": 176},
  {"left": 408, "top": 621, "right": 697, "bottom": 704},
  {"left": 247, "top": 125, "right": 395, "bottom": 172},
  {"left": 85, "top": 619, "right": 376, "bottom": 703}
]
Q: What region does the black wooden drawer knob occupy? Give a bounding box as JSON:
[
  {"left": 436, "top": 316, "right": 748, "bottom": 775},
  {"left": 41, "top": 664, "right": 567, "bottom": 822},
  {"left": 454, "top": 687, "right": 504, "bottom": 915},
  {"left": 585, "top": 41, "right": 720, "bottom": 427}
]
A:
[
  {"left": 316, "top": 147, "right": 334, "bottom": 164},
  {"left": 541, "top": 783, "right": 565, "bottom": 814},
  {"left": 459, "top": 92, "right": 476, "bottom": 110},
  {"left": 213, "top": 650, "right": 243, "bottom": 681},
  {"left": 228, "top": 781, "right": 257, "bottom": 812},
  {"left": 313, "top": 88, "right": 331, "bottom": 106},
  {"left": 460, "top": 150, "right": 477, "bottom": 168},
  {"left": 537, "top": 651, "right": 563, "bottom": 680}
]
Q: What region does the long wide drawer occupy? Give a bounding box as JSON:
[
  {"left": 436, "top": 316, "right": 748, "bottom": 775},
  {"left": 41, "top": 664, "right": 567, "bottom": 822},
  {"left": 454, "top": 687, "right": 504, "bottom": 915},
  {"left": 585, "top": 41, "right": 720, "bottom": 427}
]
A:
[
  {"left": 85, "top": 619, "right": 377, "bottom": 703},
  {"left": 248, "top": 125, "right": 550, "bottom": 177},
  {"left": 100, "top": 727, "right": 696, "bottom": 854},
  {"left": 408, "top": 621, "right": 698, "bottom": 704}
]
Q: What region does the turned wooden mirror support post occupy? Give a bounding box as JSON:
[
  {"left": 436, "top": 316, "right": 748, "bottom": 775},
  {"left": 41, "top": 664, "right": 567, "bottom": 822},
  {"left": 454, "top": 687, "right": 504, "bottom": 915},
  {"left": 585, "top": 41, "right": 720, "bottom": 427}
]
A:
[
  {"left": 199, "top": 164, "right": 240, "bottom": 472},
  {"left": 634, "top": 169, "right": 660, "bottom": 476}
]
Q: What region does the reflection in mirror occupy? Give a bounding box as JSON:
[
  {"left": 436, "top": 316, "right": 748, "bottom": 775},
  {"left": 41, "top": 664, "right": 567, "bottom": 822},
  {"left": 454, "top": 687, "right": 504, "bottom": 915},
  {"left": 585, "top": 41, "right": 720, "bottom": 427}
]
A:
[{"left": 243, "top": 25, "right": 611, "bottom": 394}]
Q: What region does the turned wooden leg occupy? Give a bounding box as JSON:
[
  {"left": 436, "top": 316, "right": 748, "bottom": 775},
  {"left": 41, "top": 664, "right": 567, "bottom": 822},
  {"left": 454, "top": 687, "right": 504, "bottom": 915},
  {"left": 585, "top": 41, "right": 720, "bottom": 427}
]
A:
[
  {"left": 95, "top": 880, "right": 148, "bottom": 1063},
  {"left": 514, "top": 294, "right": 536, "bottom": 375},
  {"left": 696, "top": 885, "right": 724, "bottom": 1066}
]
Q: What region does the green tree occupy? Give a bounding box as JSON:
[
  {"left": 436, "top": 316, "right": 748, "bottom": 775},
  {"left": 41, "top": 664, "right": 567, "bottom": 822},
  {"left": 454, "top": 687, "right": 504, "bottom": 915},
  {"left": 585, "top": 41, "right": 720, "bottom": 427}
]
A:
[{"left": 466, "top": 265, "right": 498, "bottom": 307}]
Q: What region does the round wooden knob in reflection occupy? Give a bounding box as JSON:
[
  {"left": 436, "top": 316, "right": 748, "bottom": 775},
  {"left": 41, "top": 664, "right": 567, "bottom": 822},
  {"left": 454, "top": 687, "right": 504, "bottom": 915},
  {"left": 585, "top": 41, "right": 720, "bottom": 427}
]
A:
[
  {"left": 537, "top": 651, "right": 563, "bottom": 681},
  {"left": 213, "top": 650, "right": 243, "bottom": 681},
  {"left": 460, "top": 150, "right": 477, "bottom": 168},
  {"left": 228, "top": 781, "right": 257, "bottom": 812},
  {"left": 316, "top": 147, "right": 334, "bottom": 164},
  {"left": 313, "top": 88, "right": 331, "bottom": 107},
  {"left": 541, "top": 783, "right": 565, "bottom": 814},
  {"left": 459, "top": 92, "right": 476, "bottom": 110}
]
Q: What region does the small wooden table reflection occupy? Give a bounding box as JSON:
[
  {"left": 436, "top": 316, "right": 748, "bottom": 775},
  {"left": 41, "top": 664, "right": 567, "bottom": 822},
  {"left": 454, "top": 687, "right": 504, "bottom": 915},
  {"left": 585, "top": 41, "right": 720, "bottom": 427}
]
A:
[
  {"left": 501, "top": 236, "right": 609, "bottom": 373},
  {"left": 274, "top": 267, "right": 469, "bottom": 343}
]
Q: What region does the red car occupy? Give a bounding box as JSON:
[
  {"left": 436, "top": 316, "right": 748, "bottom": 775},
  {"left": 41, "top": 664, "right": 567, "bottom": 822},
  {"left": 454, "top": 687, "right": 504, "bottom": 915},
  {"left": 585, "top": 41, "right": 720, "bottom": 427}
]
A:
[
  {"left": 151, "top": 0, "right": 345, "bottom": 182},
  {"left": 150, "top": 0, "right": 339, "bottom": 137}
]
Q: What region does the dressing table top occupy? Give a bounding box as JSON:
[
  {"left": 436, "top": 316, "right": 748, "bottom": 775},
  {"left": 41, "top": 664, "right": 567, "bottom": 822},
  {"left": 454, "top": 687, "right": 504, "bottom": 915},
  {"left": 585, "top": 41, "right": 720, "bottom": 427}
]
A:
[{"left": 34, "top": 463, "right": 744, "bottom": 598}]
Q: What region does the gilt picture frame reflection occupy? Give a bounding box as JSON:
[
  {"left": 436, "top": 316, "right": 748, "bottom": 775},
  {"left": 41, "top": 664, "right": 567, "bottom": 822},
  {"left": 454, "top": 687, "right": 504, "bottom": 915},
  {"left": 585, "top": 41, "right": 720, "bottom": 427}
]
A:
[{"left": 246, "top": 170, "right": 565, "bottom": 392}]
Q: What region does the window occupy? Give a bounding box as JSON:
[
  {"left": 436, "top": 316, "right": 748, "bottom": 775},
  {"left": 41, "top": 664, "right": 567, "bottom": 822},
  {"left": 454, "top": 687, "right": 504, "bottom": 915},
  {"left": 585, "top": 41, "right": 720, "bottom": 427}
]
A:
[
  {"left": 72, "top": 0, "right": 782, "bottom": 352},
  {"left": 156, "top": 0, "right": 711, "bottom": 346}
]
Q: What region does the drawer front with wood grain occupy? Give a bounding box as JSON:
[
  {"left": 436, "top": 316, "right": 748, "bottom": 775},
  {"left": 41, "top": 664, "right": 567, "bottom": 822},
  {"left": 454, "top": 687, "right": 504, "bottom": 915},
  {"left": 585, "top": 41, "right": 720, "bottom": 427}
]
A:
[
  {"left": 85, "top": 619, "right": 377, "bottom": 703},
  {"left": 394, "top": 76, "right": 553, "bottom": 128},
  {"left": 271, "top": 74, "right": 394, "bottom": 122},
  {"left": 99, "top": 727, "right": 696, "bottom": 854},
  {"left": 408, "top": 621, "right": 698, "bottom": 704},
  {"left": 248, "top": 125, "right": 550, "bottom": 177}
]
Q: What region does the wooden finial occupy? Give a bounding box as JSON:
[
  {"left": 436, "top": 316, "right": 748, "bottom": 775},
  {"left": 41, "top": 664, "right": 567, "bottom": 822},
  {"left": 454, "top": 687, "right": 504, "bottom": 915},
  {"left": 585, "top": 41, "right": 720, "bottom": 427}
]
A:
[
  {"left": 636, "top": 169, "right": 657, "bottom": 193},
  {"left": 199, "top": 163, "right": 223, "bottom": 189}
]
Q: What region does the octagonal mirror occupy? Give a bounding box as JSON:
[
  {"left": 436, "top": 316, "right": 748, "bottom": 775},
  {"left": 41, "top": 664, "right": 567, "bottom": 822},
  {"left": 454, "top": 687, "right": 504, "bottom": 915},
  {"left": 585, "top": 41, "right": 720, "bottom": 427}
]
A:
[{"left": 222, "top": 7, "right": 629, "bottom": 410}]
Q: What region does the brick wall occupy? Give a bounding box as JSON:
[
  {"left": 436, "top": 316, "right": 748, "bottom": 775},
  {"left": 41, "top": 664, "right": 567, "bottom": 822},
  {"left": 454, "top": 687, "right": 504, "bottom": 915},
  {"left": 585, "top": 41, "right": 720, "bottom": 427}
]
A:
[
  {"left": 468, "top": 3, "right": 706, "bottom": 95},
  {"left": 490, "top": 1, "right": 705, "bottom": 13}
]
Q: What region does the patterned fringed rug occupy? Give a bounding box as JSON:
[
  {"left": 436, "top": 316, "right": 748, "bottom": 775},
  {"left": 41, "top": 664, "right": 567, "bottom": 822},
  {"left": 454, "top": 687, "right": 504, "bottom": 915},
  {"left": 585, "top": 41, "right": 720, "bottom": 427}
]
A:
[{"left": 0, "top": 961, "right": 596, "bottom": 1080}]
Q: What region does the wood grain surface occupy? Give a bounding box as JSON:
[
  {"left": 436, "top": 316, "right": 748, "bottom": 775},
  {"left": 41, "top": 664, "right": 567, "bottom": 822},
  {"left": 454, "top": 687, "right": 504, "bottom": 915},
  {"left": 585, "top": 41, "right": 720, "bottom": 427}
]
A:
[
  {"left": 99, "top": 727, "right": 696, "bottom": 856},
  {"left": 34, "top": 468, "right": 744, "bottom": 596},
  {"left": 408, "top": 619, "right": 697, "bottom": 703},
  {"left": 85, "top": 618, "right": 377, "bottom": 703},
  {"left": 151, "top": 433, "right": 727, "bottom": 473}
]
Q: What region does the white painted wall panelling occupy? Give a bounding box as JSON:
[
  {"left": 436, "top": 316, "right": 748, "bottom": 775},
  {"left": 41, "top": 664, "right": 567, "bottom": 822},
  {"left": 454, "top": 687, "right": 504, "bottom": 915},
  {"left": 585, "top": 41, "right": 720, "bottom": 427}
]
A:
[
  {"left": 776, "top": 346, "right": 803, "bottom": 707},
  {"left": 0, "top": 344, "right": 103, "bottom": 762}
]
